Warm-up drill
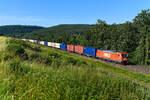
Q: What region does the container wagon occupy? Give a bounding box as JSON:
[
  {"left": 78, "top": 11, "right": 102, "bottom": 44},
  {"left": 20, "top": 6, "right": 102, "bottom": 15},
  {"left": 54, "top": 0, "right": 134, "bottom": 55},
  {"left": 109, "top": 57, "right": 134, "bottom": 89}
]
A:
[
  {"left": 22, "top": 39, "right": 26, "bottom": 41},
  {"left": 75, "top": 45, "right": 84, "bottom": 54},
  {"left": 67, "top": 45, "right": 75, "bottom": 52},
  {"left": 48, "top": 42, "right": 52, "bottom": 47},
  {"left": 35, "top": 40, "right": 39, "bottom": 44},
  {"left": 54, "top": 43, "right": 61, "bottom": 49},
  {"left": 26, "top": 39, "right": 29, "bottom": 41},
  {"left": 40, "top": 41, "right": 45, "bottom": 45},
  {"left": 83, "top": 47, "right": 97, "bottom": 57},
  {"left": 44, "top": 41, "right": 48, "bottom": 46},
  {"left": 60, "top": 44, "right": 67, "bottom": 50},
  {"left": 29, "top": 39, "right": 35, "bottom": 43},
  {"left": 51, "top": 43, "right": 56, "bottom": 48}
]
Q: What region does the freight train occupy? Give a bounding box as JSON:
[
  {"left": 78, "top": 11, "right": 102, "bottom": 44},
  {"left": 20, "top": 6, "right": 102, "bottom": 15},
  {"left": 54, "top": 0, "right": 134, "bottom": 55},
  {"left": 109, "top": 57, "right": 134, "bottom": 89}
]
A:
[{"left": 22, "top": 39, "right": 128, "bottom": 64}]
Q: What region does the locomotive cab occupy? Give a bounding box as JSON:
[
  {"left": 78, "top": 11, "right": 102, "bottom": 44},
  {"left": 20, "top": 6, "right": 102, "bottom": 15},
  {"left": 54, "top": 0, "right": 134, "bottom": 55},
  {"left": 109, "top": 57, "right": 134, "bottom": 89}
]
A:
[{"left": 121, "top": 53, "right": 128, "bottom": 64}]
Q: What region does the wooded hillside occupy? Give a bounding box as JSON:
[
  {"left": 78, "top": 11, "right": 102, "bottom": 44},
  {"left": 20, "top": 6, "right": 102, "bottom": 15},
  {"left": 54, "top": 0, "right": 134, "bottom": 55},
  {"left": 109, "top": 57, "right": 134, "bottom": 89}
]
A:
[{"left": 0, "top": 25, "right": 44, "bottom": 37}]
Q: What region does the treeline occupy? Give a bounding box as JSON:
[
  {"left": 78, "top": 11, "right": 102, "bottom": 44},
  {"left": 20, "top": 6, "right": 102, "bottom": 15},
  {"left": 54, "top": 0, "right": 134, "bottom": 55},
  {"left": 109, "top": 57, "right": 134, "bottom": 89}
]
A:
[
  {"left": 0, "top": 25, "right": 44, "bottom": 37},
  {"left": 22, "top": 24, "right": 93, "bottom": 40},
  {"left": 9, "top": 9, "right": 150, "bottom": 65}
]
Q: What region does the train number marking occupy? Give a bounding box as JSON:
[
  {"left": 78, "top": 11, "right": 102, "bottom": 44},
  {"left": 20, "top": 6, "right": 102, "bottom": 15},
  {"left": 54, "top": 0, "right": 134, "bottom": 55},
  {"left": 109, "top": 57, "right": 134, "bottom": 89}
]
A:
[{"left": 104, "top": 53, "right": 110, "bottom": 58}]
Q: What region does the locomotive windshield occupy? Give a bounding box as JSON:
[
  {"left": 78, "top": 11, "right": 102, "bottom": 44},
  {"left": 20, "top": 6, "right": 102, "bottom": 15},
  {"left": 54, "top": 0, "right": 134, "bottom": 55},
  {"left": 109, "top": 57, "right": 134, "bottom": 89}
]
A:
[{"left": 122, "top": 54, "right": 127, "bottom": 58}]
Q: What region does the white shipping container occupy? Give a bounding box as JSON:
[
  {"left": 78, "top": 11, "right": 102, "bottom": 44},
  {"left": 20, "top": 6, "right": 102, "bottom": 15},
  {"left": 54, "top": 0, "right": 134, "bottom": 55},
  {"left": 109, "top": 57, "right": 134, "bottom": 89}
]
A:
[
  {"left": 54, "top": 43, "right": 60, "bottom": 48},
  {"left": 22, "top": 39, "right": 26, "bottom": 41},
  {"left": 51, "top": 42, "right": 54, "bottom": 47},
  {"left": 47, "top": 42, "right": 52, "bottom": 47},
  {"left": 47, "top": 42, "right": 60, "bottom": 48},
  {"left": 51, "top": 42, "right": 55, "bottom": 48},
  {"left": 49, "top": 42, "right": 54, "bottom": 47},
  {"left": 29, "top": 39, "right": 35, "bottom": 43},
  {"left": 40, "top": 41, "right": 45, "bottom": 45}
]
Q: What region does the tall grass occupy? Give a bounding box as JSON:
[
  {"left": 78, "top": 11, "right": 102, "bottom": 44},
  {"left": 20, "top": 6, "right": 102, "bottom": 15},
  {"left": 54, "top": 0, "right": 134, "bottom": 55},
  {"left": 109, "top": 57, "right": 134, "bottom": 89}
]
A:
[
  {"left": 1, "top": 61, "right": 150, "bottom": 100},
  {"left": 0, "top": 36, "right": 9, "bottom": 51}
]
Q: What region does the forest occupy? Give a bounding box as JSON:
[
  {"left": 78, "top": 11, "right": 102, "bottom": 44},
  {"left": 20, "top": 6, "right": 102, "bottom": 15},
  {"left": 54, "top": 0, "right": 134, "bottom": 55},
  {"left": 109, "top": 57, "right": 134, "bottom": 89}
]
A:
[{"left": 0, "top": 9, "right": 150, "bottom": 65}]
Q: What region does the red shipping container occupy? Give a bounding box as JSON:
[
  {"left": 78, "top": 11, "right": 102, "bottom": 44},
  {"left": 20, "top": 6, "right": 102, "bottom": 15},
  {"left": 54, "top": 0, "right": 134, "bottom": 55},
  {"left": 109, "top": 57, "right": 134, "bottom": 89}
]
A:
[
  {"left": 75, "top": 45, "right": 84, "bottom": 54},
  {"left": 67, "top": 45, "right": 75, "bottom": 52}
]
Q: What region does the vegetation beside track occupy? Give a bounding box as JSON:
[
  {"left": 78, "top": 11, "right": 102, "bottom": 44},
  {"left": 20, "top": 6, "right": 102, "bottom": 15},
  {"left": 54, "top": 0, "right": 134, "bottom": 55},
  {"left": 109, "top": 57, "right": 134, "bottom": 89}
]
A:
[{"left": 0, "top": 37, "right": 150, "bottom": 99}]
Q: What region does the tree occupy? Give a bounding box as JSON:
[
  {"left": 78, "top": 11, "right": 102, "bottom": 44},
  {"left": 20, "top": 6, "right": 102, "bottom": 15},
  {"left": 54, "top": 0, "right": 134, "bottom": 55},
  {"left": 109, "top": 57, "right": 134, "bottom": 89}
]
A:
[
  {"left": 86, "top": 19, "right": 108, "bottom": 49},
  {"left": 133, "top": 9, "right": 150, "bottom": 65}
]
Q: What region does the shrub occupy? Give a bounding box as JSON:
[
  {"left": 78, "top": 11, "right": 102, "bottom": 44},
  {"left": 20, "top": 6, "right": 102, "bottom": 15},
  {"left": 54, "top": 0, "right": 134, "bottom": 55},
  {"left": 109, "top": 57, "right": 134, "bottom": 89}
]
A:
[
  {"left": 44, "top": 55, "right": 52, "bottom": 65},
  {"left": 76, "top": 60, "right": 88, "bottom": 66},
  {"left": 28, "top": 52, "right": 53, "bottom": 65},
  {"left": 6, "top": 43, "right": 25, "bottom": 55},
  {"left": 9, "top": 59, "right": 30, "bottom": 75},
  {"left": 7, "top": 39, "right": 31, "bottom": 49},
  {"left": 31, "top": 45, "right": 41, "bottom": 52},
  {"left": 61, "top": 57, "right": 77, "bottom": 65},
  {"left": 48, "top": 52, "right": 62, "bottom": 59},
  {"left": 28, "top": 53, "right": 41, "bottom": 61},
  {"left": 1, "top": 52, "right": 14, "bottom": 61}
]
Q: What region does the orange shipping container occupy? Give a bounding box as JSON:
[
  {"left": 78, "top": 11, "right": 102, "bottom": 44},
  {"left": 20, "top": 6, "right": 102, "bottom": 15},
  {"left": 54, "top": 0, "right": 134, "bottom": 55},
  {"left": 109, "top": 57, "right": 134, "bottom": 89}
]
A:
[
  {"left": 75, "top": 45, "right": 84, "bottom": 54},
  {"left": 67, "top": 45, "right": 75, "bottom": 52}
]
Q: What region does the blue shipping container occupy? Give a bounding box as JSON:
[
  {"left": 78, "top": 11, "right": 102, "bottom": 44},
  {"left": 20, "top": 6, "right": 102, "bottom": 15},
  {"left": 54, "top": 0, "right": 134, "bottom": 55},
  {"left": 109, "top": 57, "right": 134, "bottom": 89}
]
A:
[
  {"left": 83, "top": 47, "right": 97, "bottom": 57},
  {"left": 35, "top": 40, "right": 38, "bottom": 44},
  {"left": 60, "top": 44, "right": 67, "bottom": 50},
  {"left": 44, "top": 41, "right": 48, "bottom": 46}
]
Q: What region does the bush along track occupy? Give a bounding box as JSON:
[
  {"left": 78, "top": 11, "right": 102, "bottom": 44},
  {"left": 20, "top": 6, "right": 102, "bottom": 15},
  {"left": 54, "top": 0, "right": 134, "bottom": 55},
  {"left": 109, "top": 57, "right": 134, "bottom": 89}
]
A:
[{"left": 0, "top": 38, "right": 150, "bottom": 99}]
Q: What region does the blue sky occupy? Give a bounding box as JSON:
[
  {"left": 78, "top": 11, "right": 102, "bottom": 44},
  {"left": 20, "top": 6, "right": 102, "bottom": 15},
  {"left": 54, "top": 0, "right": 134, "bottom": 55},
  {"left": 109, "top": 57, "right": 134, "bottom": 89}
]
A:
[{"left": 0, "top": 0, "right": 149, "bottom": 27}]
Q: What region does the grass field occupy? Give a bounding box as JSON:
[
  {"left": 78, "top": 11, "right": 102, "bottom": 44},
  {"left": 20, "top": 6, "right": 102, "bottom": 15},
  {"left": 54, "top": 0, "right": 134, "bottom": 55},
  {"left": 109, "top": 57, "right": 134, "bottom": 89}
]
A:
[{"left": 0, "top": 37, "right": 150, "bottom": 100}]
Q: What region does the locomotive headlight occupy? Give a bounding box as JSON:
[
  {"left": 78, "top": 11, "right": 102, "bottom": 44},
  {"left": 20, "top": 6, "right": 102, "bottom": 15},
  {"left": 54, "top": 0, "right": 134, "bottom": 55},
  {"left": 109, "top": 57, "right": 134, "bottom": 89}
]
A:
[{"left": 123, "top": 58, "right": 127, "bottom": 61}]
